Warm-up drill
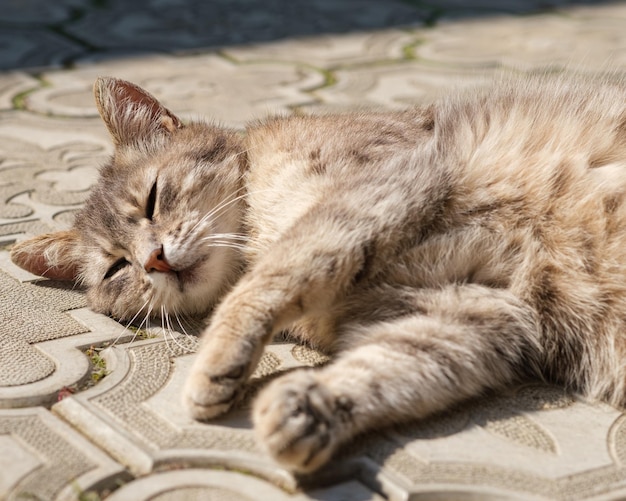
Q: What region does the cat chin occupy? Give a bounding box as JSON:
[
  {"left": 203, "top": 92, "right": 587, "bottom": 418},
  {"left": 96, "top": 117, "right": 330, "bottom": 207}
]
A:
[{"left": 146, "top": 271, "right": 219, "bottom": 318}]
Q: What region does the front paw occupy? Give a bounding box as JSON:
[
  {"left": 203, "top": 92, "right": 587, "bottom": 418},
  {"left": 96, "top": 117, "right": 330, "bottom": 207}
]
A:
[
  {"left": 183, "top": 362, "right": 247, "bottom": 421},
  {"left": 252, "top": 370, "right": 350, "bottom": 473}
]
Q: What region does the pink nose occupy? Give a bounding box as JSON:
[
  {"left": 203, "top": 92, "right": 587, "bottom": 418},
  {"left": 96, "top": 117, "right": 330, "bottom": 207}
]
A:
[{"left": 144, "top": 246, "right": 172, "bottom": 273}]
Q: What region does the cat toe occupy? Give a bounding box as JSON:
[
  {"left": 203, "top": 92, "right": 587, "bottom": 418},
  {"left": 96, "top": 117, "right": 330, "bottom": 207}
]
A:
[
  {"left": 183, "top": 368, "right": 243, "bottom": 420},
  {"left": 252, "top": 370, "right": 341, "bottom": 472}
]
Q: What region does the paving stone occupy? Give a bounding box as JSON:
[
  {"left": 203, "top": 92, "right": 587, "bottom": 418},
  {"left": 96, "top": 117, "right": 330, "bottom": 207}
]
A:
[
  {"left": 344, "top": 385, "right": 626, "bottom": 500},
  {"left": 0, "top": 0, "right": 86, "bottom": 24},
  {"left": 415, "top": 12, "right": 626, "bottom": 71},
  {"left": 224, "top": 29, "right": 416, "bottom": 69},
  {"left": 0, "top": 72, "right": 40, "bottom": 111},
  {"left": 564, "top": 2, "right": 626, "bottom": 20},
  {"left": 26, "top": 54, "right": 324, "bottom": 127},
  {"left": 53, "top": 337, "right": 327, "bottom": 474},
  {"left": 0, "top": 28, "right": 84, "bottom": 71},
  {"left": 50, "top": 327, "right": 626, "bottom": 500},
  {"left": 0, "top": 406, "right": 127, "bottom": 501},
  {"left": 305, "top": 62, "right": 495, "bottom": 112},
  {"left": 3, "top": 1, "right": 626, "bottom": 499},
  {"left": 428, "top": 0, "right": 601, "bottom": 18},
  {"left": 0, "top": 112, "right": 109, "bottom": 242},
  {"left": 65, "top": 0, "right": 426, "bottom": 53},
  {"left": 105, "top": 469, "right": 294, "bottom": 501}
]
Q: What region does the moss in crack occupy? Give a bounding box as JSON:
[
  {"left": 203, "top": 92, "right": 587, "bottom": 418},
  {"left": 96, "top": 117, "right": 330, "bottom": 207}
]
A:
[
  {"left": 402, "top": 39, "right": 424, "bottom": 60},
  {"left": 128, "top": 324, "right": 156, "bottom": 340},
  {"left": 72, "top": 474, "right": 131, "bottom": 501},
  {"left": 57, "top": 345, "right": 111, "bottom": 401},
  {"left": 11, "top": 74, "right": 54, "bottom": 111},
  {"left": 86, "top": 345, "right": 109, "bottom": 384}
]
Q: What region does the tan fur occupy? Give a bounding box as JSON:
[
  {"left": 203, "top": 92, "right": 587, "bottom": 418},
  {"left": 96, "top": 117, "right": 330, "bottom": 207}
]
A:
[{"left": 12, "top": 73, "right": 626, "bottom": 472}]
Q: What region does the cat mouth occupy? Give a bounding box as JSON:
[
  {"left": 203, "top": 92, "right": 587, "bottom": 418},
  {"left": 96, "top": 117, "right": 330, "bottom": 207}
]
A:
[
  {"left": 175, "top": 257, "right": 209, "bottom": 289},
  {"left": 148, "top": 263, "right": 197, "bottom": 292},
  {"left": 175, "top": 266, "right": 197, "bottom": 287}
]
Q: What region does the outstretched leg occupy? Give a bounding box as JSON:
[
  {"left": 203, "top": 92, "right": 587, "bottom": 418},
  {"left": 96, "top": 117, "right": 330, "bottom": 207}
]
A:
[
  {"left": 182, "top": 163, "right": 452, "bottom": 420},
  {"left": 252, "top": 284, "right": 542, "bottom": 472}
]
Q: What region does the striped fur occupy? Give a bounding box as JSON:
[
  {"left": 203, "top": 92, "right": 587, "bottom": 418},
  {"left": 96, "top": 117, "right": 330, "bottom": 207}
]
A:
[{"left": 12, "top": 74, "right": 626, "bottom": 472}]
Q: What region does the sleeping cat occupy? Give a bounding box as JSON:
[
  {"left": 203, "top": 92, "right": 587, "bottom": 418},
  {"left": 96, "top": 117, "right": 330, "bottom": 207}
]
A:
[{"left": 11, "top": 73, "right": 626, "bottom": 472}]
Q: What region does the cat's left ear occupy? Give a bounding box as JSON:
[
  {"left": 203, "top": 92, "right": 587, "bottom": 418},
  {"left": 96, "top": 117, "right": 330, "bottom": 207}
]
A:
[
  {"left": 10, "top": 230, "right": 82, "bottom": 281},
  {"left": 94, "top": 76, "right": 184, "bottom": 147}
]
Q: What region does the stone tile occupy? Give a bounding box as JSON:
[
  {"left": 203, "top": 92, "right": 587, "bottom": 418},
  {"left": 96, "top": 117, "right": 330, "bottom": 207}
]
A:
[
  {"left": 26, "top": 55, "right": 324, "bottom": 127},
  {"left": 105, "top": 469, "right": 384, "bottom": 501},
  {"left": 50, "top": 327, "right": 626, "bottom": 500},
  {"left": 0, "top": 28, "right": 84, "bottom": 71},
  {"left": 0, "top": 72, "right": 40, "bottom": 111},
  {"left": 0, "top": 283, "right": 142, "bottom": 408},
  {"left": 53, "top": 337, "right": 329, "bottom": 476},
  {"left": 0, "top": 0, "right": 86, "bottom": 24},
  {"left": 415, "top": 13, "right": 626, "bottom": 72},
  {"left": 0, "top": 111, "right": 109, "bottom": 238},
  {"left": 224, "top": 29, "right": 416, "bottom": 69},
  {"left": 105, "top": 469, "right": 295, "bottom": 501},
  {"left": 344, "top": 385, "right": 626, "bottom": 500},
  {"left": 0, "top": 272, "right": 86, "bottom": 388},
  {"left": 305, "top": 62, "right": 494, "bottom": 112},
  {"left": 429, "top": 0, "right": 601, "bottom": 18},
  {"left": 0, "top": 110, "right": 127, "bottom": 409},
  {"left": 65, "top": 0, "right": 426, "bottom": 53},
  {"left": 0, "top": 406, "right": 127, "bottom": 501},
  {"left": 3, "top": 1, "right": 626, "bottom": 500},
  {"left": 561, "top": 2, "right": 626, "bottom": 20}
]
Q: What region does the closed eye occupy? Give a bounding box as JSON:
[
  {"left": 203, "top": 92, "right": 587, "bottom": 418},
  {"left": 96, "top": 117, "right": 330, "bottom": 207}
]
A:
[
  {"left": 104, "top": 258, "right": 131, "bottom": 280},
  {"left": 146, "top": 180, "right": 157, "bottom": 221}
]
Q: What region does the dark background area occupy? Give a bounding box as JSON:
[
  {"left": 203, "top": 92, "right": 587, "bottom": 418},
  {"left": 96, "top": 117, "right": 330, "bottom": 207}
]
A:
[{"left": 0, "top": 0, "right": 617, "bottom": 71}]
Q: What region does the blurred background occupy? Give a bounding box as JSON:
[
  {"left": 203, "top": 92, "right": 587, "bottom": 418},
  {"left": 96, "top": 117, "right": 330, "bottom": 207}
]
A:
[{"left": 2, "top": 0, "right": 625, "bottom": 127}]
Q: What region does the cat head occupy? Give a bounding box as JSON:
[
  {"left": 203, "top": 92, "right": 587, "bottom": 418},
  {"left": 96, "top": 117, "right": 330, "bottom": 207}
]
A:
[{"left": 11, "top": 77, "right": 247, "bottom": 320}]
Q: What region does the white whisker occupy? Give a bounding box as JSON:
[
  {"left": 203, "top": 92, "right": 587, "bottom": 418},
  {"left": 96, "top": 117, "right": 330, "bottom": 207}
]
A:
[
  {"left": 112, "top": 298, "right": 150, "bottom": 347},
  {"left": 174, "top": 310, "right": 200, "bottom": 350},
  {"left": 190, "top": 186, "right": 249, "bottom": 234},
  {"left": 204, "top": 233, "right": 249, "bottom": 241},
  {"left": 204, "top": 241, "right": 250, "bottom": 251},
  {"left": 162, "top": 306, "right": 194, "bottom": 354},
  {"left": 160, "top": 305, "right": 174, "bottom": 353}
]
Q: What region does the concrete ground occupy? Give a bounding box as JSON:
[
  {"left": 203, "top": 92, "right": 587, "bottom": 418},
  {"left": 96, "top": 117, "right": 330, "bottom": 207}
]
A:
[{"left": 2, "top": 0, "right": 626, "bottom": 499}]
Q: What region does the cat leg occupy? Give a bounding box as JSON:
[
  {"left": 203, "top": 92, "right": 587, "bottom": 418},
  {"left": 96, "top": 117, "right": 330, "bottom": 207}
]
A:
[
  {"left": 183, "top": 169, "right": 452, "bottom": 419},
  {"left": 183, "top": 216, "right": 378, "bottom": 419},
  {"left": 252, "top": 284, "right": 542, "bottom": 472}
]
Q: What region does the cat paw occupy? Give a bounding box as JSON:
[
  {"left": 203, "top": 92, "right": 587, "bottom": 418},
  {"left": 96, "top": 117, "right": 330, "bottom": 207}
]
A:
[
  {"left": 183, "top": 362, "right": 247, "bottom": 420},
  {"left": 252, "top": 370, "right": 349, "bottom": 472}
]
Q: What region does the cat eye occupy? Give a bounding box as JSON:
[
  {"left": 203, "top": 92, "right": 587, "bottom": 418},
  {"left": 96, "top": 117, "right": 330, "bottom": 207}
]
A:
[
  {"left": 104, "top": 258, "right": 131, "bottom": 280},
  {"left": 146, "top": 180, "right": 157, "bottom": 221}
]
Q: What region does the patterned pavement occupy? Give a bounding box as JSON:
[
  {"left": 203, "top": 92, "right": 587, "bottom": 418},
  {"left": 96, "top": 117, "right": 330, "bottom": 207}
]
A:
[{"left": 2, "top": 1, "right": 626, "bottom": 499}]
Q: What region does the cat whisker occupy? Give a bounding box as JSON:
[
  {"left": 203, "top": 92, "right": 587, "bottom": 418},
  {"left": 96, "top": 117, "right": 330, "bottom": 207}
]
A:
[
  {"left": 160, "top": 305, "right": 174, "bottom": 354},
  {"left": 173, "top": 309, "right": 200, "bottom": 350},
  {"left": 204, "top": 241, "right": 250, "bottom": 252},
  {"left": 191, "top": 186, "right": 280, "bottom": 236},
  {"left": 204, "top": 233, "right": 249, "bottom": 241},
  {"left": 111, "top": 298, "right": 151, "bottom": 348},
  {"left": 160, "top": 305, "right": 195, "bottom": 354},
  {"left": 189, "top": 185, "right": 249, "bottom": 235}
]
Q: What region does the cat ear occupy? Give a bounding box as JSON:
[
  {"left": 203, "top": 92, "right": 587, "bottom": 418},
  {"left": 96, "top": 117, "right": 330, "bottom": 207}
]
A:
[
  {"left": 93, "top": 76, "right": 184, "bottom": 147},
  {"left": 10, "top": 230, "right": 82, "bottom": 281}
]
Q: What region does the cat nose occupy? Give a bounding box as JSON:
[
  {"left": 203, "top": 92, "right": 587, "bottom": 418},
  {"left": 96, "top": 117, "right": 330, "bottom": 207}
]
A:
[{"left": 144, "top": 246, "right": 173, "bottom": 273}]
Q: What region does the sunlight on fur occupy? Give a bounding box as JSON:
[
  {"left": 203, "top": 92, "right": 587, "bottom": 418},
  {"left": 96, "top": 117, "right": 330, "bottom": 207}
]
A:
[{"left": 11, "top": 72, "right": 626, "bottom": 472}]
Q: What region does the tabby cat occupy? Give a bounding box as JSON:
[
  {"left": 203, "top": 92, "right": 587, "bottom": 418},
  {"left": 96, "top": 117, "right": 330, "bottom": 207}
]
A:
[{"left": 11, "top": 74, "right": 626, "bottom": 472}]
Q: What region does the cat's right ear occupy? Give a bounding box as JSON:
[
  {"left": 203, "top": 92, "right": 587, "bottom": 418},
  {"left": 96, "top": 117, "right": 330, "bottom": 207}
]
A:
[
  {"left": 10, "top": 231, "right": 82, "bottom": 281},
  {"left": 94, "top": 77, "right": 184, "bottom": 147}
]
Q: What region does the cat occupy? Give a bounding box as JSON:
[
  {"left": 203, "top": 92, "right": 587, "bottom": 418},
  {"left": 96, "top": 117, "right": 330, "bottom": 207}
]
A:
[{"left": 10, "top": 73, "right": 626, "bottom": 473}]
